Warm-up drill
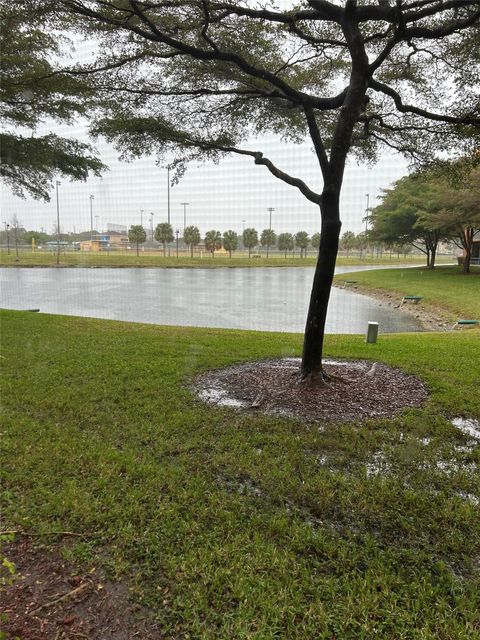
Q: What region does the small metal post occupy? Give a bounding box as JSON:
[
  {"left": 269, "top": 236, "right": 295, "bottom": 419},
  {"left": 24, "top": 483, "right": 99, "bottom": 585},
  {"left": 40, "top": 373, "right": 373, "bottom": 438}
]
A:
[{"left": 366, "top": 321, "right": 379, "bottom": 344}]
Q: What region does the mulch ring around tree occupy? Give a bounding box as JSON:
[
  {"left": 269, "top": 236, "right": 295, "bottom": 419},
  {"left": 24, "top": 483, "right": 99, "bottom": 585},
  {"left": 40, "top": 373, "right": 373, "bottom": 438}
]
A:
[
  {"left": 0, "top": 537, "right": 162, "bottom": 640},
  {"left": 194, "top": 358, "right": 428, "bottom": 422}
]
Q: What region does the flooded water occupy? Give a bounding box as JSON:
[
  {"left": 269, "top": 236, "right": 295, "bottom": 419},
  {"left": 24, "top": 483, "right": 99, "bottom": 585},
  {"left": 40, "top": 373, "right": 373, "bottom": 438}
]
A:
[{"left": 0, "top": 266, "right": 424, "bottom": 334}]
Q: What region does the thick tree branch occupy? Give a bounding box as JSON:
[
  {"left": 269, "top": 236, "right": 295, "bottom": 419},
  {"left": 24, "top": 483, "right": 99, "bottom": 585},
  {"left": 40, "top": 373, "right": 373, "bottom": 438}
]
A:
[
  {"left": 184, "top": 138, "right": 321, "bottom": 204},
  {"left": 211, "top": 2, "right": 333, "bottom": 23},
  {"left": 370, "top": 79, "right": 480, "bottom": 126},
  {"left": 303, "top": 105, "right": 330, "bottom": 179}
]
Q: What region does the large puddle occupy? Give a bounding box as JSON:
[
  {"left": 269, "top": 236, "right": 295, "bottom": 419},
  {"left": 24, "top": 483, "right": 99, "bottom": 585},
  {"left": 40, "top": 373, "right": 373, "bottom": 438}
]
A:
[{"left": 0, "top": 266, "right": 425, "bottom": 334}]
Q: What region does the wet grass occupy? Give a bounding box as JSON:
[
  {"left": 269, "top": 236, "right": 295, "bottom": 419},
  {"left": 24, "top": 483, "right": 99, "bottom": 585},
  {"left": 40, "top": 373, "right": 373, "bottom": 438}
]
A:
[
  {"left": 334, "top": 265, "right": 480, "bottom": 321},
  {"left": 1, "top": 310, "right": 479, "bottom": 638},
  {"left": 0, "top": 248, "right": 446, "bottom": 269}
]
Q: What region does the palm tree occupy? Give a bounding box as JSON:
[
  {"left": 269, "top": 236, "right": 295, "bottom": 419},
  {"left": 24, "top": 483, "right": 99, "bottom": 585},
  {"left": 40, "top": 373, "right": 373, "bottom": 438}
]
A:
[
  {"left": 204, "top": 230, "right": 222, "bottom": 257},
  {"left": 260, "top": 228, "right": 276, "bottom": 258},
  {"left": 311, "top": 232, "right": 321, "bottom": 255},
  {"left": 340, "top": 231, "right": 356, "bottom": 258},
  {"left": 295, "top": 231, "right": 309, "bottom": 258},
  {"left": 278, "top": 232, "right": 294, "bottom": 258},
  {"left": 154, "top": 222, "right": 174, "bottom": 256},
  {"left": 128, "top": 224, "right": 146, "bottom": 256},
  {"left": 184, "top": 225, "right": 200, "bottom": 257},
  {"left": 223, "top": 230, "right": 238, "bottom": 258},
  {"left": 242, "top": 227, "right": 258, "bottom": 258}
]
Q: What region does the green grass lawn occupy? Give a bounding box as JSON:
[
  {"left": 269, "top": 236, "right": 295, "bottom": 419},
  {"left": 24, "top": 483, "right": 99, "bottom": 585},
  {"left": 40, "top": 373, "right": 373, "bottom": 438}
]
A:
[
  {"left": 0, "top": 248, "right": 450, "bottom": 269},
  {"left": 334, "top": 265, "right": 480, "bottom": 321},
  {"left": 1, "top": 310, "right": 479, "bottom": 638}
]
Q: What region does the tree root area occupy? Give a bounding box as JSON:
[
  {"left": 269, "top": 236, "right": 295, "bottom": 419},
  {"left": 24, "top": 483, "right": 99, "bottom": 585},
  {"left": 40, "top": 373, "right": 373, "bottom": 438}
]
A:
[
  {"left": 0, "top": 538, "right": 162, "bottom": 640},
  {"left": 194, "top": 358, "right": 428, "bottom": 422}
]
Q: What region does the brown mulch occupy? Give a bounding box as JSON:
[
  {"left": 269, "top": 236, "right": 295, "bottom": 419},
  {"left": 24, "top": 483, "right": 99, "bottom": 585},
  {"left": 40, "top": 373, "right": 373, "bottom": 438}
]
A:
[
  {"left": 0, "top": 538, "right": 163, "bottom": 640},
  {"left": 195, "top": 358, "right": 428, "bottom": 422}
]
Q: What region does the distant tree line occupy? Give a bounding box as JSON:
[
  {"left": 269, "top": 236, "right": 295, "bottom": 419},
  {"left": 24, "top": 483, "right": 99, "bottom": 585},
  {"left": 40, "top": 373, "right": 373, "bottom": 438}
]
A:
[{"left": 126, "top": 224, "right": 324, "bottom": 259}]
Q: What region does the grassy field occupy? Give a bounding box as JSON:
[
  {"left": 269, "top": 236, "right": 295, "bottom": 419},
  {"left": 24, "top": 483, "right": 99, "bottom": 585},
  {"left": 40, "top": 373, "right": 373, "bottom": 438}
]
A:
[
  {"left": 0, "top": 248, "right": 451, "bottom": 268},
  {"left": 334, "top": 265, "right": 480, "bottom": 321},
  {"left": 1, "top": 310, "right": 479, "bottom": 638}
]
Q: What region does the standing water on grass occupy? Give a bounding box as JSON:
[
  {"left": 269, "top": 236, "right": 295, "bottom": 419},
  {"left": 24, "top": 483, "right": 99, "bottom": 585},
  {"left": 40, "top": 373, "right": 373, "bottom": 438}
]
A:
[{"left": 0, "top": 266, "right": 424, "bottom": 334}]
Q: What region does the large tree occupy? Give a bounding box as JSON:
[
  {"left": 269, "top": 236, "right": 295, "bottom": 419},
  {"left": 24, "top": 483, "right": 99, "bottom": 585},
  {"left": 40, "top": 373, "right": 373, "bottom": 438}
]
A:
[
  {"left": 0, "top": 2, "right": 105, "bottom": 200},
  {"left": 60, "top": 0, "right": 479, "bottom": 381},
  {"left": 428, "top": 166, "right": 480, "bottom": 273},
  {"left": 369, "top": 174, "right": 447, "bottom": 268}
]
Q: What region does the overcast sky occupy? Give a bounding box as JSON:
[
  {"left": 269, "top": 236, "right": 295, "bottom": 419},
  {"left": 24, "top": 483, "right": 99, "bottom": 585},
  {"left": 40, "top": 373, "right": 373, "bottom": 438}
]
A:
[{"left": 1, "top": 123, "right": 408, "bottom": 237}]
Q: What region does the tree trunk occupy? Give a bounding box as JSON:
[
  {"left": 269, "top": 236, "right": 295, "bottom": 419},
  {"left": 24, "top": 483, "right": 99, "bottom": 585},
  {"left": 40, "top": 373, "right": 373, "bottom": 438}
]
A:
[
  {"left": 426, "top": 249, "right": 431, "bottom": 268},
  {"left": 136, "top": 241, "right": 139, "bottom": 257},
  {"left": 301, "top": 195, "right": 341, "bottom": 381},
  {"left": 163, "top": 242, "right": 166, "bottom": 257},
  {"left": 463, "top": 247, "right": 471, "bottom": 274},
  {"left": 248, "top": 247, "right": 251, "bottom": 258},
  {"left": 430, "top": 245, "right": 436, "bottom": 269},
  {"left": 267, "top": 245, "right": 269, "bottom": 259},
  {"left": 190, "top": 244, "right": 193, "bottom": 258},
  {"left": 460, "top": 227, "right": 474, "bottom": 274}
]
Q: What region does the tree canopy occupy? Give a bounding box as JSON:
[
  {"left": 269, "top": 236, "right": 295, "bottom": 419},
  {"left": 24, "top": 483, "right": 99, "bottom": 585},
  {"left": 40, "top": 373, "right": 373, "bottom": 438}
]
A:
[
  {"left": 0, "top": 2, "right": 105, "bottom": 200},
  {"left": 369, "top": 173, "right": 447, "bottom": 267},
  {"left": 57, "top": 0, "right": 480, "bottom": 378},
  {"left": 424, "top": 165, "right": 480, "bottom": 272}
]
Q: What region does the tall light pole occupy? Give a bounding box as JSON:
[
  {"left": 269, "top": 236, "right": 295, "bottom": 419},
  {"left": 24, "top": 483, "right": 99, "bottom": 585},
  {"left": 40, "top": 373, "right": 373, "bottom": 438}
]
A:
[
  {"left": 167, "top": 168, "right": 171, "bottom": 225},
  {"left": 140, "top": 209, "right": 144, "bottom": 227},
  {"left": 89, "top": 194, "right": 94, "bottom": 241},
  {"left": 181, "top": 202, "right": 189, "bottom": 233},
  {"left": 56, "top": 180, "right": 61, "bottom": 265},
  {"left": 4, "top": 223, "right": 10, "bottom": 255},
  {"left": 150, "top": 212, "right": 154, "bottom": 242},
  {"left": 242, "top": 219, "right": 246, "bottom": 233},
  {"left": 268, "top": 207, "right": 275, "bottom": 231},
  {"left": 175, "top": 228, "right": 179, "bottom": 258},
  {"left": 365, "top": 193, "right": 370, "bottom": 235}
]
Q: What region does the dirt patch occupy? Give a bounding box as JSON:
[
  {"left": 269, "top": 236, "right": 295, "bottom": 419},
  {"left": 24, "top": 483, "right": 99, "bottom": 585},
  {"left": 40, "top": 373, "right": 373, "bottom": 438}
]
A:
[
  {"left": 194, "top": 358, "right": 428, "bottom": 422},
  {"left": 0, "top": 538, "right": 162, "bottom": 639}
]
